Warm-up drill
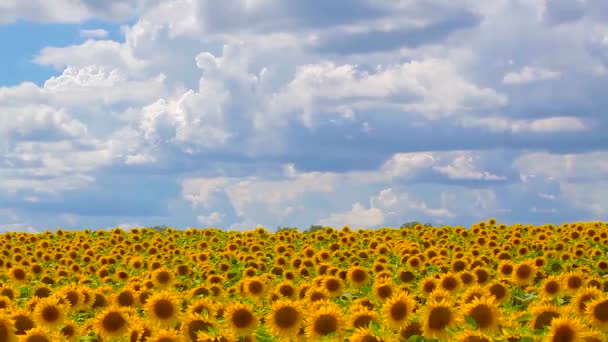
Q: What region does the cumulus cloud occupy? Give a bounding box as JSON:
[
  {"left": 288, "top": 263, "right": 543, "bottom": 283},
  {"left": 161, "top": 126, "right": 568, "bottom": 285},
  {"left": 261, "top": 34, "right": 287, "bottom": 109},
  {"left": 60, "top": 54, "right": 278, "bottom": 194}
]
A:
[
  {"left": 318, "top": 202, "right": 385, "bottom": 229},
  {"left": 503, "top": 66, "right": 562, "bottom": 84},
  {"left": 79, "top": 29, "right": 109, "bottom": 39},
  {"left": 0, "top": 0, "right": 606, "bottom": 231}
]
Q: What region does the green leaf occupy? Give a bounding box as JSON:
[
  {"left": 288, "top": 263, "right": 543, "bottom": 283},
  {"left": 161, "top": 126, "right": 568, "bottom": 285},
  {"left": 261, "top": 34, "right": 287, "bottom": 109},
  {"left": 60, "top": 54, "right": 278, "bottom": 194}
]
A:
[{"left": 464, "top": 315, "right": 478, "bottom": 329}]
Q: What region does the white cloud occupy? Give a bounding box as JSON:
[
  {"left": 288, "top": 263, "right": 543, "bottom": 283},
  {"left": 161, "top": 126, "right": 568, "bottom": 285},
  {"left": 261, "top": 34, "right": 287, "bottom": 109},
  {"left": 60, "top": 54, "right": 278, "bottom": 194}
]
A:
[
  {"left": 318, "top": 202, "right": 385, "bottom": 229},
  {"left": 381, "top": 152, "right": 436, "bottom": 178},
  {"left": 461, "top": 115, "right": 587, "bottom": 134},
  {"left": 433, "top": 152, "right": 506, "bottom": 180},
  {"left": 79, "top": 29, "right": 109, "bottom": 39},
  {"left": 197, "top": 212, "right": 223, "bottom": 226},
  {"left": 514, "top": 151, "right": 608, "bottom": 181},
  {"left": 269, "top": 59, "right": 507, "bottom": 127},
  {"left": 181, "top": 177, "right": 231, "bottom": 208},
  {"left": 503, "top": 66, "right": 562, "bottom": 84},
  {"left": 561, "top": 182, "right": 608, "bottom": 217},
  {"left": 34, "top": 40, "right": 147, "bottom": 73}
]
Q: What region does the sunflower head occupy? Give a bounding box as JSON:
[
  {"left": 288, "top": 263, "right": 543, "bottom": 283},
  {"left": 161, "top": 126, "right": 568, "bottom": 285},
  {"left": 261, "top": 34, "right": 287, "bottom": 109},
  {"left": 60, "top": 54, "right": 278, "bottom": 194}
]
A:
[
  {"left": 304, "top": 302, "right": 344, "bottom": 342},
  {"left": 224, "top": 302, "right": 259, "bottom": 337},
  {"left": 93, "top": 306, "right": 132, "bottom": 340},
  {"left": 421, "top": 298, "right": 458, "bottom": 339},
  {"left": 32, "top": 295, "right": 67, "bottom": 330},
  {"left": 381, "top": 292, "right": 416, "bottom": 331},
  {"left": 266, "top": 300, "right": 304, "bottom": 340},
  {"left": 144, "top": 290, "right": 182, "bottom": 327},
  {"left": 461, "top": 296, "right": 501, "bottom": 333}
]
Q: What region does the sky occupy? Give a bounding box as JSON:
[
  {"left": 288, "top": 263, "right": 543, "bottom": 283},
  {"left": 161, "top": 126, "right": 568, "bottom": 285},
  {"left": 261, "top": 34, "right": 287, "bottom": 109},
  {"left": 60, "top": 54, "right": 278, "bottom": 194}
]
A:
[{"left": 1, "top": 0, "right": 607, "bottom": 233}]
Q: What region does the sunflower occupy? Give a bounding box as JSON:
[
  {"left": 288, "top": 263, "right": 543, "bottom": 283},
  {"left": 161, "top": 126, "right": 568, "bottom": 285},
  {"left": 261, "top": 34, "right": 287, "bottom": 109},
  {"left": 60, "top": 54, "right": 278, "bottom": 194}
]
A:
[
  {"left": 305, "top": 288, "right": 330, "bottom": 304},
  {"left": 8, "top": 266, "right": 27, "bottom": 284},
  {"left": 381, "top": 292, "right": 416, "bottom": 330},
  {"left": 59, "top": 320, "right": 81, "bottom": 342},
  {"left": 31, "top": 296, "right": 67, "bottom": 330},
  {"left": 115, "top": 287, "right": 138, "bottom": 308},
  {"left": 11, "top": 308, "right": 34, "bottom": 336},
  {"left": 461, "top": 285, "right": 485, "bottom": 304},
  {"left": 266, "top": 300, "right": 305, "bottom": 340},
  {"left": 585, "top": 297, "right": 608, "bottom": 329},
  {"left": 243, "top": 276, "right": 267, "bottom": 300},
  {"left": 349, "top": 307, "right": 380, "bottom": 329},
  {"left": 322, "top": 276, "right": 345, "bottom": 297},
  {"left": 438, "top": 272, "right": 461, "bottom": 293},
  {"left": 275, "top": 280, "right": 298, "bottom": 300},
  {"left": 485, "top": 279, "right": 510, "bottom": 304},
  {"left": 398, "top": 321, "right": 423, "bottom": 341},
  {"left": 0, "top": 312, "right": 17, "bottom": 342},
  {"left": 349, "top": 326, "right": 397, "bottom": 342},
  {"left": 461, "top": 296, "right": 501, "bottom": 333},
  {"left": 512, "top": 261, "right": 537, "bottom": 286},
  {"left": 150, "top": 267, "right": 175, "bottom": 289},
  {"left": 196, "top": 327, "right": 237, "bottom": 342},
  {"left": 539, "top": 275, "right": 563, "bottom": 300},
  {"left": 224, "top": 302, "right": 259, "bottom": 337},
  {"left": 421, "top": 298, "right": 458, "bottom": 339},
  {"left": 562, "top": 271, "right": 586, "bottom": 295},
  {"left": 93, "top": 306, "right": 132, "bottom": 340},
  {"left": 529, "top": 303, "right": 561, "bottom": 331},
  {"left": 17, "top": 326, "right": 59, "bottom": 342},
  {"left": 420, "top": 275, "right": 438, "bottom": 297},
  {"left": 544, "top": 315, "right": 589, "bottom": 342},
  {"left": 456, "top": 330, "right": 492, "bottom": 342},
  {"left": 348, "top": 266, "right": 370, "bottom": 287},
  {"left": 186, "top": 297, "right": 216, "bottom": 317},
  {"left": 0, "top": 295, "right": 14, "bottom": 311},
  {"left": 180, "top": 313, "right": 217, "bottom": 342},
  {"left": 144, "top": 291, "right": 182, "bottom": 327},
  {"left": 497, "top": 260, "right": 515, "bottom": 277},
  {"left": 304, "top": 302, "right": 345, "bottom": 342},
  {"left": 148, "top": 328, "right": 181, "bottom": 342},
  {"left": 570, "top": 287, "right": 602, "bottom": 316}
]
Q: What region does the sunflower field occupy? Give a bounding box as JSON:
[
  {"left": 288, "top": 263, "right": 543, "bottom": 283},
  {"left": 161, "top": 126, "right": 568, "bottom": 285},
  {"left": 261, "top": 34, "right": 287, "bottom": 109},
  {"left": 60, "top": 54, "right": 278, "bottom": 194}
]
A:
[{"left": 0, "top": 220, "right": 607, "bottom": 341}]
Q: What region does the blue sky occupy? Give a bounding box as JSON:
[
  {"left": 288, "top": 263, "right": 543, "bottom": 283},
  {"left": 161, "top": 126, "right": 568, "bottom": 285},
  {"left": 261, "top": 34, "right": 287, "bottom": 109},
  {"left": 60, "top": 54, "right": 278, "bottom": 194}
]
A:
[{"left": 1, "top": 0, "right": 607, "bottom": 233}]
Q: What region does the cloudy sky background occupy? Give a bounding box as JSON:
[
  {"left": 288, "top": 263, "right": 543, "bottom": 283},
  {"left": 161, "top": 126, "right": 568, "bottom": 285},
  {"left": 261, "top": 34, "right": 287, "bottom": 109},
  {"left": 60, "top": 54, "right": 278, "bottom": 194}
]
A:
[{"left": 1, "top": 0, "right": 607, "bottom": 232}]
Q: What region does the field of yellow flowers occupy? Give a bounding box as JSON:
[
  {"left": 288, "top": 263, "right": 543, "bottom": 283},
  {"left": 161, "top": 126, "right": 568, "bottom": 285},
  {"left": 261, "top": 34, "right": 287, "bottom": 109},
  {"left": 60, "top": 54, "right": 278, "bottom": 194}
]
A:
[{"left": 0, "top": 220, "right": 607, "bottom": 341}]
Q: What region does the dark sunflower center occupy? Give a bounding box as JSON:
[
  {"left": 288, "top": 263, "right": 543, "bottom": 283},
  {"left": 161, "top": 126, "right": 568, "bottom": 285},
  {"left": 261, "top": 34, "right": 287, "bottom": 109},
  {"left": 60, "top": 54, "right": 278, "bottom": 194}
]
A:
[
  {"left": 516, "top": 265, "right": 532, "bottom": 279},
  {"left": 248, "top": 281, "right": 263, "bottom": 294},
  {"left": 469, "top": 305, "right": 493, "bottom": 328},
  {"left": 153, "top": 299, "right": 175, "bottom": 319},
  {"left": 187, "top": 320, "right": 213, "bottom": 341},
  {"left": 313, "top": 314, "right": 337, "bottom": 336},
  {"left": 428, "top": 306, "right": 452, "bottom": 330},
  {"left": 60, "top": 325, "right": 75, "bottom": 337},
  {"left": 545, "top": 281, "right": 560, "bottom": 294},
  {"left": 353, "top": 314, "right": 373, "bottom": 328},
  {"left": 390, "top": 301, "right": 409, "bottom": 321},
  {"left": 156, "top": 271, "right": 171, "bottom": 284},
  {"left": 118, "top": 291, "right": 134, "bottom": 306},
  {"left": 593, "top": 301, "right": 608, "bottom": 322},
  {"left": 489, "top": 284, "right": 506, "bottom": 300},
  {"left": 377, "top": 285, "right": 393, "bottom": 299},
  {"left": 274, "top": 306, "right": 298, "bottom": 328},
  {"left": 41, "top": 305, "right": 60, "bottom": 322},
  {"left": 102, "top": 312, "right": 126, "bottom": 332},
  {"left": 352, "top": 269, "right": 367, "bottom": 283},
  {"left": 552, "top": 324, "right": 575, "bottom": 342},
  {"left": 14, "top": 314, "right": 35, "bottom": 334},
  {"left": 24, "top": 335, "right": 50, "bottom": 342},
  {"left": 533, "top": 311, "right": 559, "bottom": 330},
  {"left": 441, "top": 277, "right": 458, "bottom": 291},
  {"left": 232, "top": 308, "right": 254, "bottom": 328}
]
